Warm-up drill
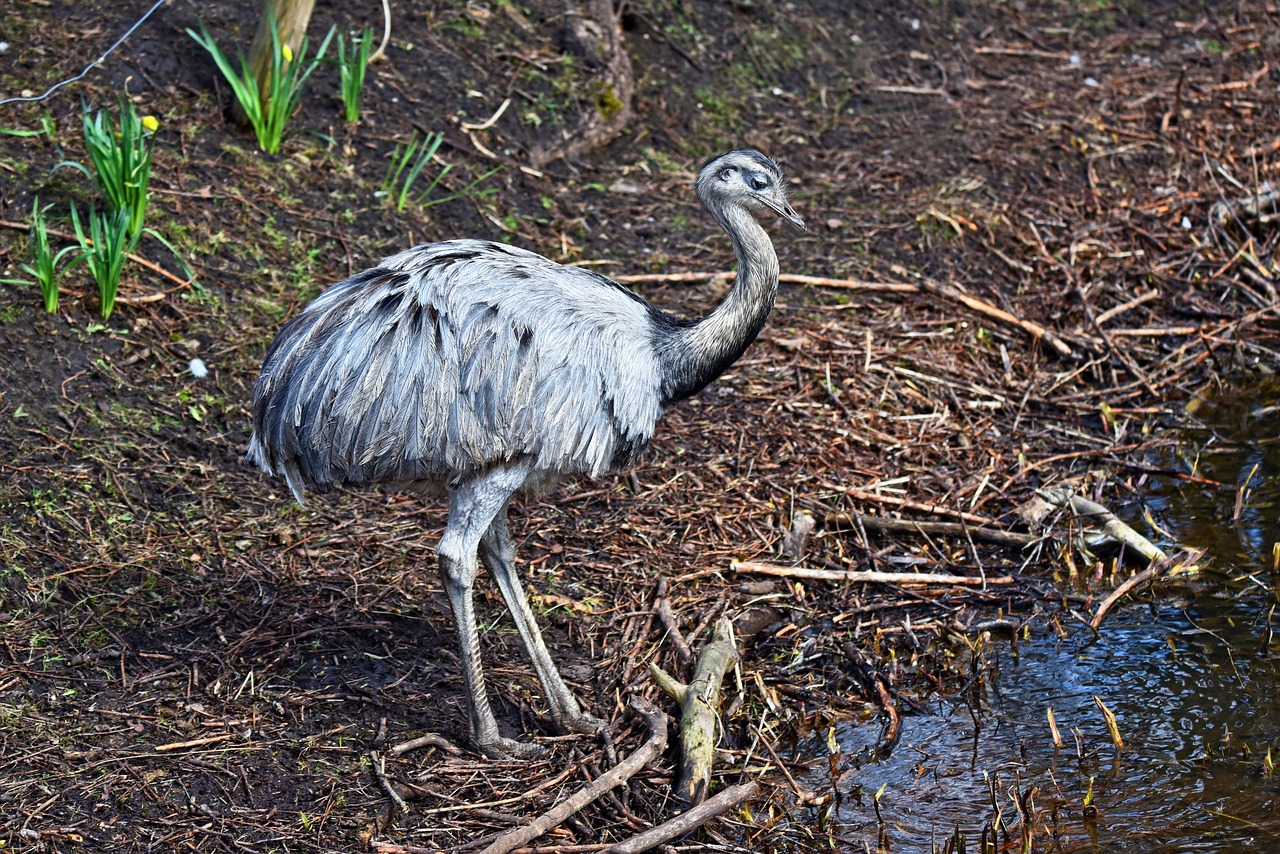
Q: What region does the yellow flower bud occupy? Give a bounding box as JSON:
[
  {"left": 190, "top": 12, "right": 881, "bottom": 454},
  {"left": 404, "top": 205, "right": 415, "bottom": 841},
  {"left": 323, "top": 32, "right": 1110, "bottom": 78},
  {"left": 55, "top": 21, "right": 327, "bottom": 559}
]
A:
[
  {"left": 281, "top": 44, "right": 293, "bottom": 62},
  {"left": 141, "top": 115, "right": 160, "bottom": 133}
]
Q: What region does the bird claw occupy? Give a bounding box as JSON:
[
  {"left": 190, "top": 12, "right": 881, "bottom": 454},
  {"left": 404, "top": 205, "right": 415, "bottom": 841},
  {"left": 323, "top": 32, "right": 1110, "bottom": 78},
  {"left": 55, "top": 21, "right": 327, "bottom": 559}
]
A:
[
  {"left": 556, "top": 710, "right": 608, "bottom": 736},
  {"left": 475, "top": 734, "right": 547, "bottom": 760}
]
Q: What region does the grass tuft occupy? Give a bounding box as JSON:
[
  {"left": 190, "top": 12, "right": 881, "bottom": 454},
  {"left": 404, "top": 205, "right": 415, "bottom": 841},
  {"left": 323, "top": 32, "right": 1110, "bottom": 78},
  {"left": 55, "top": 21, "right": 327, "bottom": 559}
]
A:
[
  {"left": 70, "top": 204, "right": 136, "bottom": 320},
  {"left": 55, "top": 98, "right": 158, "bottom": 240},
  {"left": 337, "top": 27, "right": 374, "bottom": 123},
  {"left": 1, "top": 198, "right": 83, "bottom": 312}
]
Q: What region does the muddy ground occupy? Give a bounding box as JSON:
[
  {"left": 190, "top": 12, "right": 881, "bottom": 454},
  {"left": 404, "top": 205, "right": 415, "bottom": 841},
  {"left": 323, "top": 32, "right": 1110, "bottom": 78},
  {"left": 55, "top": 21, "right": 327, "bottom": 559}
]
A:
[{"left": 1, "top": 0, "right": 1277, "bottom": 851}]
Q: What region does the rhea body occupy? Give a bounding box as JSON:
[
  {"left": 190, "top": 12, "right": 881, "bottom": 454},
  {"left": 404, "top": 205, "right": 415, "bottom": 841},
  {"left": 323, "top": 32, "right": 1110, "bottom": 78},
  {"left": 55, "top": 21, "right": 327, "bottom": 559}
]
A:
[{"left": 247, "top": 148, "right": 803, "bottom": 758}]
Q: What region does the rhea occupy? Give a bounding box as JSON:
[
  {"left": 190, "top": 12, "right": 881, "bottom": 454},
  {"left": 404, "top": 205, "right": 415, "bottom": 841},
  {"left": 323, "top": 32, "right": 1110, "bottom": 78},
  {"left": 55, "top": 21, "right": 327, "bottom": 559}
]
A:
[{"left": 247, "top": 148, "right": 803, "bottom": 758}]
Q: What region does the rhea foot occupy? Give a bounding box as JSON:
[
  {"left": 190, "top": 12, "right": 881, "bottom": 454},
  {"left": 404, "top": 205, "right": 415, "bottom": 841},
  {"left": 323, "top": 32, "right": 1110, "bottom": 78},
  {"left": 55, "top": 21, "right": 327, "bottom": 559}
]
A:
[
  {"left": 474, "top": 732, "right": 547, "bottom": 760},
  {"left": 554, "top": 709, "right": 608, "bottom": 736}
]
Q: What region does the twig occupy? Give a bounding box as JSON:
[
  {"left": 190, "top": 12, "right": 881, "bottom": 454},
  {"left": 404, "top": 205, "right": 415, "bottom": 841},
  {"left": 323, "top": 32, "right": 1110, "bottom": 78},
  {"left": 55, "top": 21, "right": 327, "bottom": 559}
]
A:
[
  {"left": 822, "top": 483, "right": 1000, "bottom": 527},
  {"left": 1090, "top": 549, "right": 1204, "bottom": 629},
  {"left": 0, "top": 219, "right": 195, "bottom": 291},
  {"left": 371, "top": 750, "right": 410, "bottom": 815},
  {"left": 1094, "top": 289, "right": 1160, "bottom": 326},
  {"left": 654, "top": 596, "right": 693, "bottom": 664},
  {"left": 462, "top": 98, "right": 512, "bottom": 131},
  {"left": 1090, "top": 565, "right": 1159, "bottom": 630},
  {"left": 369, "top": 0, "right": 392, "bottom": 63},
  {"left": 824, "top": 513, "right": 1036, "bottom": 548},
  {"left": 479, "top": 699, "right": 669, "bottom": 854},
  {"left": 600, "top": 781, "right": 759, "bottom": 853},
  {"left": 731, "top": 560, "right": 1014, "bottom": 586},
  {"left": 388, "top": 732, "right": 463, "bottom": 757},
  {"left": 875, "top": 84, "right": 951, "bottom": 98},
  {"left": 916, "top": 276, "right": 1075, "bottom": 358},
  {"left": 154, "top": 733, "right": 233, "bottom": 752}
]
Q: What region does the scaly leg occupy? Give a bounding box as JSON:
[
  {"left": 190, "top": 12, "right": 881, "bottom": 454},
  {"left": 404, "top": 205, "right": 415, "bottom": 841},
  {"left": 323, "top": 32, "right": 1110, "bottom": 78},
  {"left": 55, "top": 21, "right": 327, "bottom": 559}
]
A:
[
  {"left": 481, "top": 511, "right": 607, "bottom": 736},
  {"left": 439, "top": 464, "right": 543, "bottom": 759}
]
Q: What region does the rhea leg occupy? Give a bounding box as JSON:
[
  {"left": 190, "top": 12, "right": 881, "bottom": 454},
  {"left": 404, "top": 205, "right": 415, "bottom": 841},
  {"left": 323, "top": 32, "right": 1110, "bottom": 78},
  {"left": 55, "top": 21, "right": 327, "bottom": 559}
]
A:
[
  {"left": 439, "top": 466, "right": 542, "bottom": 759},
  {"left": 480, "top": 512, "right": 607, "bottom": 735}
]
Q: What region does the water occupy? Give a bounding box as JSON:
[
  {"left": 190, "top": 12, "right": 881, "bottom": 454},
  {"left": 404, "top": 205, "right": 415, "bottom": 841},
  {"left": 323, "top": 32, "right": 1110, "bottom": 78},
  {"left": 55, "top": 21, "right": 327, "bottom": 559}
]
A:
[{"left": 800, "top": 382, "right": 1280, "bottom": 852}]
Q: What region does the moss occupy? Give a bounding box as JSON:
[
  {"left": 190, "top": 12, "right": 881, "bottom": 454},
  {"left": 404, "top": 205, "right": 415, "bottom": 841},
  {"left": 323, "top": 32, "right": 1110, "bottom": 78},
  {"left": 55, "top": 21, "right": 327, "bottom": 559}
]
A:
[{"left": 593, "top": 81, "right": 624, "bottom": 123}]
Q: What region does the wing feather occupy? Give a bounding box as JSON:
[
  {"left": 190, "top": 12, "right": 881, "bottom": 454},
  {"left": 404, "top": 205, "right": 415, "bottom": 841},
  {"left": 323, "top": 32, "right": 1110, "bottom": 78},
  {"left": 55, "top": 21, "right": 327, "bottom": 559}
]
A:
[{"left": 248, "top": 241, "right": 665, "bottom": 496}]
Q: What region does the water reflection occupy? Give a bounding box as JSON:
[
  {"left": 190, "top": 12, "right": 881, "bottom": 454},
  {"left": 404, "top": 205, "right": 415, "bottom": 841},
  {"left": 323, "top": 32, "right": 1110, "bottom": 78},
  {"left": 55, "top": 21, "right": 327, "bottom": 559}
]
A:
[{"left": 804, "top": 383, "right": 1280, "bottom": 852}]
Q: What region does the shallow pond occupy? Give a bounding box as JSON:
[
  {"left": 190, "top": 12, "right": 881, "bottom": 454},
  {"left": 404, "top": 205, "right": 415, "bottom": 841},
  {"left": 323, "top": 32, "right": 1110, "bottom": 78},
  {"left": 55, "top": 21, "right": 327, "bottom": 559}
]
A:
[{"left": 799, "top": 382, "right": 1280, "bottom": 852}]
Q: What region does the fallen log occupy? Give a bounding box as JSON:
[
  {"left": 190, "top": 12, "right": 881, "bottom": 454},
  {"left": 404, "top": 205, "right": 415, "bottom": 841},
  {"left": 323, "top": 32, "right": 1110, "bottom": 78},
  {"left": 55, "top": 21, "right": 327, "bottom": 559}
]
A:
[
  {"left": 649, "top": 617, "right": 738, "bottom": 807},
  {"left": 478, "top": 699, "right": 669, "bottom": 854}
]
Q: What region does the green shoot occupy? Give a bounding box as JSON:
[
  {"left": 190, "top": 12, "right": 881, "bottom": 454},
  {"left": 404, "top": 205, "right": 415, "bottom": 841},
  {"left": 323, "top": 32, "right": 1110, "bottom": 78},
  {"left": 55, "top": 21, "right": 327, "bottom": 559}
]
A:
[
  {"left": 422, "top": 164, "right": 501, "bottom": 209},
  {"left": 382, "top": 131, "right": 447, "bottom": 211},
  {"left": 2, "top": 198, "right": 84, "bottom": 313},
  {"left": 381, "top": 131, "right": 501, "bottom": 212},
  {"left": 55, "top": 99, "right": 158, "bottom": 240},
  {"left": 187, "top": 20, "right": 334, "bottom": 154},
  {"left": 336, "top": 27, "right": 374, "bottom": 123},
  {"left": 70, "top": 205, "right": 136, "bottom": 320}
]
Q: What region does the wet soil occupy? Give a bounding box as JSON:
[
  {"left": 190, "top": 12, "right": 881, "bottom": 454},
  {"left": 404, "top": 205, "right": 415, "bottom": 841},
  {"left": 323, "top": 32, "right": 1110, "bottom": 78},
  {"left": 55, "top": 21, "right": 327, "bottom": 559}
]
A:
[{"left": 1, "top": 0, "right": 1278, "bottom": 851}]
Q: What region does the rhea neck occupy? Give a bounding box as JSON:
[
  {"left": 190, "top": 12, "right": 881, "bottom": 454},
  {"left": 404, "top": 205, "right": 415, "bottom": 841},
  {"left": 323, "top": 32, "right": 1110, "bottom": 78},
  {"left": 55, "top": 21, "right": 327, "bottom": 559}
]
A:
[{"left": 654, "top": 200, "right": 779, "bottom": 406}]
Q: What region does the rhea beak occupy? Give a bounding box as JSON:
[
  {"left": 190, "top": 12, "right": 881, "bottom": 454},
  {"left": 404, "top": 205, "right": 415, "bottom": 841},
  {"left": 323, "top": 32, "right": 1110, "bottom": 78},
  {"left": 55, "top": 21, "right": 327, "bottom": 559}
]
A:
[{"left": 763, "top": 196, "right": 807, "bottom": 231}]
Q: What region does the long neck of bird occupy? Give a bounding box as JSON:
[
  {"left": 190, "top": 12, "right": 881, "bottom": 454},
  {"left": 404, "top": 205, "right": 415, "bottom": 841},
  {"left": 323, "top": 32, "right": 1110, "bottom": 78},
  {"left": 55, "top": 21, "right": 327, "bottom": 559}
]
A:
[{"left": 657, "top": 201, "right": 779, "bottom": 404}]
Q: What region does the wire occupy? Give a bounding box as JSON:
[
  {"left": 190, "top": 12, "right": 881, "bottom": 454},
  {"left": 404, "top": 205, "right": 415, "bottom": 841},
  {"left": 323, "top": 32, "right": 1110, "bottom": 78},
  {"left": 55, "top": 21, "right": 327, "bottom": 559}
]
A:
[{"left": 0, "top": 0, "right": 169, "bottom": 107}]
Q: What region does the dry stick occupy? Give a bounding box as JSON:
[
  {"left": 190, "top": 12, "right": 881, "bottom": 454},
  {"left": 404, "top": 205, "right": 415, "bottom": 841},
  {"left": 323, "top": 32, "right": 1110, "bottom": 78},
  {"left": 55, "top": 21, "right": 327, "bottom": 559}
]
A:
[
  {"left": 1090, "top": 564, "right": 1160, "bottom": 630},
  {"left": 479, "top": 699, "right": 669, "bottom": 854},
  {"left": 1094, "top": 289, "right": 1161, "bottom": 326},
  {"left": 649, "top": 618, "right": 737, "bottom": 807},
  {"left": 388, "top": 731, "right": 463, "bottom": 757},
  {"left": 371, "top": 750, "right": 410, "bottom": 815},
  {"left": 599, "top": 781, "right": 759, "bottom": 854},
  {"left": 154, "top": 733, "right": 233, "bottom": 752},
  {"left": 915, "top": 277, "right": 1076, "bottom": 359},
  {"left": 731, "top": 560, "right": 1015, "bottom": 586},
  {"left": 654, "top": 595, "right": 693, "bottom": 664},
  {"left": 822, "top": 483, "right": 1000, "bottom": 527},
  {"left": 823, "top": 513, "right": 1036, "bottom": 548},
  {"left": 872, "top": 673, "right": 901, "bottom": 748},
  {"left": 369, "top": 0, "right": 392, "bottom": 63}
]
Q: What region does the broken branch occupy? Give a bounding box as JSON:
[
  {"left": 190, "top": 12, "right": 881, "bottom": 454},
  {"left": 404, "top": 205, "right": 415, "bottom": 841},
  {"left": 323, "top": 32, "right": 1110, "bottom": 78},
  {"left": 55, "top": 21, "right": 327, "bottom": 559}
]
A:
[
  {"left": 824, "top": 513, "right": 1035, "bottom": 548},
  {"left": 600, "top": 781, "right": 759, "bottom": 853},
  {"left": 1037, "top": 489, "right": 1168, "bottom": 562},
  {"left": 649, "top": 617, "right": 738, "bottom": 807}
]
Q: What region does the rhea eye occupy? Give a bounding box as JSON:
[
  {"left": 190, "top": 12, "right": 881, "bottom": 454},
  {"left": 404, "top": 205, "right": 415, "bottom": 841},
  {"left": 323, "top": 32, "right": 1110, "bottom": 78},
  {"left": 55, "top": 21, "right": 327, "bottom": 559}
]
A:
[
  {"left": 719, "top": 167, "right": 737, "bottom": 181},
  {"left": 749, "top": 174, "right": 770, "bottom": 191}
]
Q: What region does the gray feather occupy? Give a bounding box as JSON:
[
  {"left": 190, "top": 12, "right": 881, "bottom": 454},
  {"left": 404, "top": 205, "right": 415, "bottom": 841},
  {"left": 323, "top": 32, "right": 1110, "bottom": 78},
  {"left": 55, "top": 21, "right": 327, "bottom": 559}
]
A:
[{"left": 248, "top": 240, "right": 665, "bottom": 495}]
